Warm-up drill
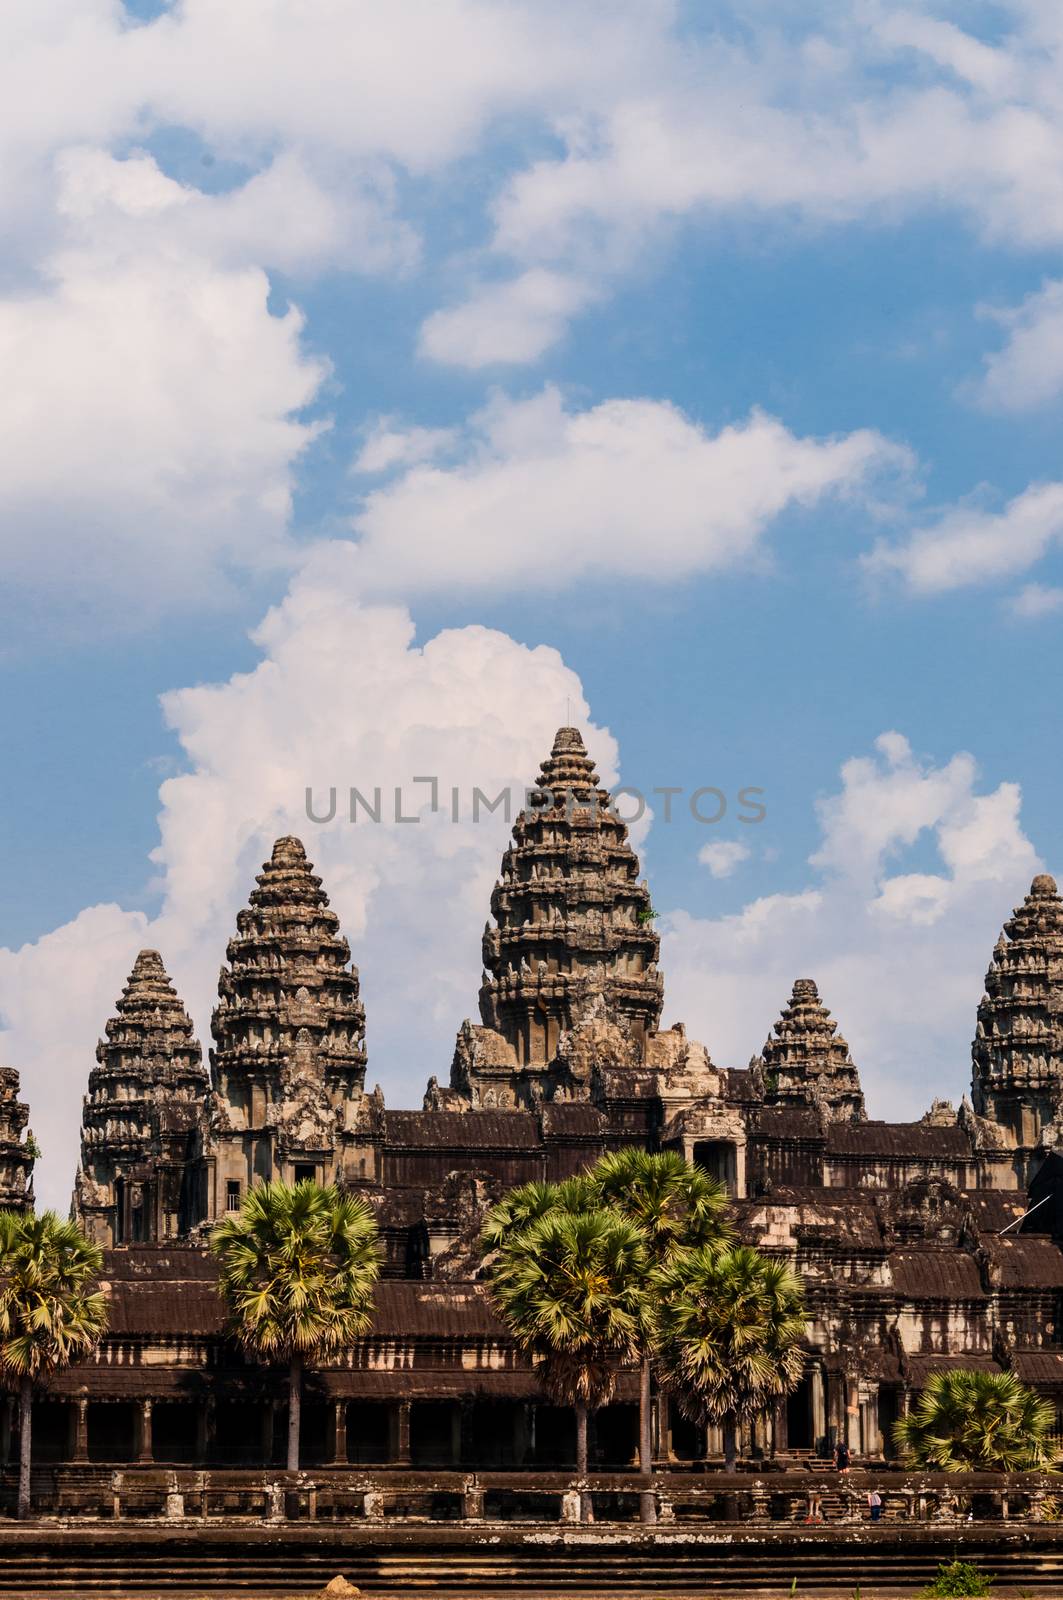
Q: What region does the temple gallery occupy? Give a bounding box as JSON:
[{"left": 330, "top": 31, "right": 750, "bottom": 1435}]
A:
[{"left": 2, "top": 727, "right": 1062, "bottom": 1472}]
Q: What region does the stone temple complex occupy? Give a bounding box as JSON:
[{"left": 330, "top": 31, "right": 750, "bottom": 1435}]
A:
[{"left": 6, "top": 725, "right": 1063, "bottom": 1472}]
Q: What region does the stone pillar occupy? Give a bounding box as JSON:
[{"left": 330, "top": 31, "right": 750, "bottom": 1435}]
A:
[
  {"left": 811, "top": 1368, "right": 826, "bottom": 1454},
  {"left": 654, "top": 1392, "right": 672, "bottom": 1465},
  {"left": 391, "top": 1400, "right": 411, "bottom": 1466},
  {"left": 136, "top": 1399, "right": 153, "bottom": 1464},
  {"left": 845, "top": 1375, "right": 860, "bottom": 1453},
  {"left": 773, "top": 1396, "right": 788, "bottom": 1457},
  {"left": 73, "top": 1398, "right": 89, "bottom": 1464},
  {"left": 329, "top": 1401, "right": 347, "bottom": 1465}
]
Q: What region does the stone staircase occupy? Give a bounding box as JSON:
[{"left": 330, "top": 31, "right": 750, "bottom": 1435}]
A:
[{"left": 1, "top": 1525, "right": 1063, "bottom": 1594}]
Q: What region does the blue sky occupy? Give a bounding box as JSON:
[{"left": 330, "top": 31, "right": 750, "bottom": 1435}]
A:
[{"left": 1, "top": 0, "right": 1061, "bottom": 1207}]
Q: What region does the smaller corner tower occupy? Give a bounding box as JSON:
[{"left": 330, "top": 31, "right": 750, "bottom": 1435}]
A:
[
  {"left": 206, "top": 836, "right": 372, "bottom": 1214},
  {"left": 74, "top": 949, "right": 207, "bottom": 1246},
  {"left": 0, "top": 1067, "right": 34, "bottom": 1211}
]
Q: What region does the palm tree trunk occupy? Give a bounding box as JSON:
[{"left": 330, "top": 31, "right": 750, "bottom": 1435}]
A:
[
  {"left": 575, "top": 1400, "right": 591, "bottom": 1524},
  {"left": 723, "top": 1415, "right": 737, "bottom": 1473},
  {"left": 639, "top": 1355, "right": 656, "bottom": 1525},
  {"left": 17, "top": 1376, "right": 32, "bottom": 1521},
  {"left": 287, "top": 1354, "right": 302, "bottom": 1473}
]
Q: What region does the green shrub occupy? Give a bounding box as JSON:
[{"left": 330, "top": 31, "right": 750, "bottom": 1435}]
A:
[{"left": 918, "top": 1560, "right": 994, "bottom": 1598}]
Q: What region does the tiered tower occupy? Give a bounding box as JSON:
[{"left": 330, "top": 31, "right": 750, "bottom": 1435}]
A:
[
  {"left": 972, "top": 873, "right": 1063, "bottom": 1150},
  {"left": 479, "top": 727, "right": 662, "bottom": 1065},
  {"left": 756, "top": 978, "right": 865, "bottom": 1123},
  {"left": 74, "top": 950, "right": 207, "bottom": 1245},
  {"left": 430, "top": 727, "right": 665, "bottom": 1110},
  {"left": 0, "top": 1067, "right": 34, "bottom": 1210},
  {"left": 208, "top": 837, "right": 368, "bottom": 1200}
]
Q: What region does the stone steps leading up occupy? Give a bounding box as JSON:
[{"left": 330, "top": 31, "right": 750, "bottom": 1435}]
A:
[{"left": 1, "top": 1523, "right": 1062, "bottom": 1594}]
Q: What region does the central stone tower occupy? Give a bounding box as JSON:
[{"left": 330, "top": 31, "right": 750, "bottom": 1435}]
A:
[{"left": 431, "top": 727, "right": 663, "bottom": 1109}]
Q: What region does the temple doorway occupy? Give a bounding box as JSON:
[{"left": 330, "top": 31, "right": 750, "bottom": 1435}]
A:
[
  {"left": 786, "top": 1373, "right": 814, "bottom": 1451},
  {"left": 152, "top": 1401, "right": 198, "bottom": 1462},
  {"left": 410, "top": 1401, "right": 458, "bottom": 1466},
  {"left": 87, "top": 1401, "right": 136, "bottom": 1462},
  {"left": 346, "top": 1402, "right": 390, "bottom": 1464},
  {"left": 693, "top": 1140, "right": 737, "bottom": 1193}
]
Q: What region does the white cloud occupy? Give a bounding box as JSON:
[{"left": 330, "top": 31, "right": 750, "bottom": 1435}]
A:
[
  {"left": 0, "top": 150, "right": 329, "bottom": 622},
  {"left": 661, "top": 731, "right": 1042, "bottom": 1119},
  {"left": 0, "top": 556, "right": 616, "bottom": 1209},
  {"left": 698, "top": 840, "right": 751, "bottom": 879},
  {"left": 419, "top": 270, "right": 596, "bottom": 367},
  {"left": 353, "top": 419, "right": 458, "bottom": 475},
  {"left": 348, "top": 387, "right": 906, "bottom": 597},
  {"left": 1009, "top": 582, "right": 1063, "bottom": 617},
  {"left": 864, "top": 482, "right": 1063, "bottom": 594},
  {"left": 977, "top": 279, "right": 1063, "bottom": 411}
]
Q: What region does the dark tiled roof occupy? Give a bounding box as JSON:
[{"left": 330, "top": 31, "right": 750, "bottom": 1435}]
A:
[
  {"left": 372, "top": 1281, "right": 503, "bottom": 1339},
  {"left": 1011, "top": 1351, "right": 1063, "bottom": 1386},
  {"left": 890, "top": 1249, "right": 984, "bottom": 1299},
  {"left": 980, "top": 1235, "right": 1063, "bottom": 1288},
  {"left": 753, "top": 1107, "right": 823, "bottom": 1140},
  {"left": 102, "top": 1265, "right": 506, "bottom": 1343},
  {"left": 828, "top": 1122, "right": 972, "bottom": 1159},
  {"left": 538, "top": 1104, "right": 608, "bottom": 1137},
  {"left": 105, "top": 1280, "right": 225, "bottom": 1337},
  {"left": 383, "top": 1111, "right": 541, "bottom": 1149},
  {"left": 326, "top": 1370, "right": 538, "bottom": 1400},
  {"left": 42, "top": 1367, "right": 211, "bottom": 1399},
  {"left": 103, "top": 1246, "right": 219, "bottom": 1281},
  {"left": 964, "top": 1191, "right": 1030, "bottom": 1233},
  {"left": 905, "top": 1353, "right": 1000, "bottom": 1384}
]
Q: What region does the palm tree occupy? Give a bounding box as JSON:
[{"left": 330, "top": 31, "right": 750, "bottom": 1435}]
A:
[
  {"left": 655, "top": 1243, "right": 806, "bottom": 1471},
  {"left": 480, "top": 1176, "right": 596, "bottom": 1252},
  {"left": 0, "top": 1210, "right": 108, "bottom": 1519},
  {"left": 894, "top": 1368, "right": 1058, "bottom": 1472},
  {"left": 211, "top": 1180, "right": 381, "bottom": 1471},
  {"left": 486, "top": 1206, "right": 650, "bottom": 1521},
  {"left": 589, "top": 1149, "right": 732, "bottom": 1518}
]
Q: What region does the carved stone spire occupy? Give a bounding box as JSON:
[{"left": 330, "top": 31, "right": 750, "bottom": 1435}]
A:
[
  {"left": 75, "top": 949, "right": 206, "bottom": 1244},
  {"left": 0, "top": 1068, "right": 34, "bottom": 1211},
  {"left": 756, "top": 978, "right": 865, "bottom": 1123},
  {"left": 478, "top": 727, "right": 662, "bottom": 1067},
  {"left": 972, "top": 873, "right": 1063, "bottom": 1147},
  {"left": 210, "top": 837, "right": 367, "bottom": 1136}
]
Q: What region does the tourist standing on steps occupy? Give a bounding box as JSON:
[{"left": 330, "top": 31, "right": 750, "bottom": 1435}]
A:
[
  {"left": 833, "top": 1440, "right": 851, "bottom": 1473},
  {"left": 867, "top": 1488, "right": 883, "bottom": 1523}
]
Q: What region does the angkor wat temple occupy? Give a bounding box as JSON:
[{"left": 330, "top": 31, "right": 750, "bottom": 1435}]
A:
[{"left": 5, "top": 725, "right": 1063, "bottom": 1474}]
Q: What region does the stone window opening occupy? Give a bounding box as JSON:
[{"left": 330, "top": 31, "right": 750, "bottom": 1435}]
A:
[
  {"left": 226, "top": 1180, "right": 241, "bottom": 1212},
  {"left": 294, "top": 1162, "right": 316, "bottom": 1185}
]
